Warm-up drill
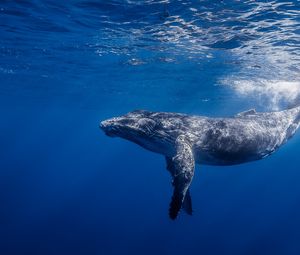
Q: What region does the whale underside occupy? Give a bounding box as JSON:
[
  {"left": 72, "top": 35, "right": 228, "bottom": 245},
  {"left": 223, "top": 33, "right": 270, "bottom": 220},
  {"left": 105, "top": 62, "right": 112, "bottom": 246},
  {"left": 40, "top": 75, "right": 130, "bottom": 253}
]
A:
[{"left": 100, "top": 107, "right": 300, "bottom": 219}]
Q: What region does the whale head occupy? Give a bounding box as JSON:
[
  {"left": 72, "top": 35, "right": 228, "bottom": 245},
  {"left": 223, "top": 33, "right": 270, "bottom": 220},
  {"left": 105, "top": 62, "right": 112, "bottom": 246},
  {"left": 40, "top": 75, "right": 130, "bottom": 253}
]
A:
[
  {"left": 100, "top": 110, "right": 157, "bottom": 138},
  {"left": 100, "top": 110, "right": 175, "bottom": 154}
]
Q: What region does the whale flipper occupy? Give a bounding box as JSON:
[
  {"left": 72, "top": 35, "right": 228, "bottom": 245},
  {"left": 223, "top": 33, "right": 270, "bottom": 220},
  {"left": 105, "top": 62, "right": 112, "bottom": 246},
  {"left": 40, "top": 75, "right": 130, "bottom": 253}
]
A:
[
  {"left": 166, "top": 136, "right": 195, "bottom": 219},
  {"left": 182, "top": 189, "right": 193, "bottom": 215},
  {"left": 166, "top": 157, "right": 193, "bottom": 215}
]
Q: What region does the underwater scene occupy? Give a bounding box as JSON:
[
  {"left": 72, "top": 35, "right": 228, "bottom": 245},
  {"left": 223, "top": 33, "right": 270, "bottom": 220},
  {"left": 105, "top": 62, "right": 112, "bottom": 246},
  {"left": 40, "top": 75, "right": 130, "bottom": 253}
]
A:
[{"left": 1, "top": 0, "right": 300, "bottom": 254}]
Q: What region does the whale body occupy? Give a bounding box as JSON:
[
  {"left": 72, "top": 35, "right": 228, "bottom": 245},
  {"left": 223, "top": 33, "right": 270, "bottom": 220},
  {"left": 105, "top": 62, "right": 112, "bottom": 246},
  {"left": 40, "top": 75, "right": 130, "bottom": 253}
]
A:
[{"left": 100, "top": 107, "right": 300, "bottom": 219}]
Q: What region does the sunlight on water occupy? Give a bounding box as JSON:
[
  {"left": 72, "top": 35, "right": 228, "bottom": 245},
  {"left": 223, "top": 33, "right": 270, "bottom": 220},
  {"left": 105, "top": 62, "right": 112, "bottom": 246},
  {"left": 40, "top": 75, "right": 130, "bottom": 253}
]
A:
[
  {"left": 1, "top": 0, "right": 300, "bottom": 110},
  {"left": 87, "top": 0, "right": 300, "bottom": 109}
]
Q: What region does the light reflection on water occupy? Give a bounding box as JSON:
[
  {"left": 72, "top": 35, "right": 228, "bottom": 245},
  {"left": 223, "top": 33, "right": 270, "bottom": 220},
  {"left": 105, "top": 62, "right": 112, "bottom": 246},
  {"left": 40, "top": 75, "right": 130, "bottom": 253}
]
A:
[
  {"left": 1, "top": 1, "right": 300, "bottom": 110},
  {"left": 92, "top": 0, "right": 300, "bottom": 109}
]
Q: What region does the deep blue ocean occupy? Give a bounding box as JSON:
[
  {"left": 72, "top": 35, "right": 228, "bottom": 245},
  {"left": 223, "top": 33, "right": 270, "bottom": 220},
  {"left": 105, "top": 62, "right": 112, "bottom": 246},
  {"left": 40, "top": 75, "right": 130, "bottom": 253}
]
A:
[{"left": 1, "top": 0, "right": 300, "bottom": 254}]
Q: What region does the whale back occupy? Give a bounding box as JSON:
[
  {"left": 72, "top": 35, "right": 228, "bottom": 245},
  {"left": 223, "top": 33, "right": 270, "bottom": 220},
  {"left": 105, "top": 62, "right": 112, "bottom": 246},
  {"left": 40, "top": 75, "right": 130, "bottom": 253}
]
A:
[{"left": 188, "top": 107, "right": 300, "bottom": 165}]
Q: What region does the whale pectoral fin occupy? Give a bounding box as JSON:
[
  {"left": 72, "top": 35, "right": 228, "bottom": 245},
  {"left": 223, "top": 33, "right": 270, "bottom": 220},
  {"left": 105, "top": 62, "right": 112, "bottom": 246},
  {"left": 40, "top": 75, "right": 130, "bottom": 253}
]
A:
[
  {"left": 182, "top": 189, "right": 193, "bottom": 215},
  {"left": 235, "top": 108, "right": 257, "bottom": 117},
  {"left": 167, "top": 157, "right": 193, "bottom": 215},
  {"left": 166, "top": 136, "right": 195, "bottom": 220}
]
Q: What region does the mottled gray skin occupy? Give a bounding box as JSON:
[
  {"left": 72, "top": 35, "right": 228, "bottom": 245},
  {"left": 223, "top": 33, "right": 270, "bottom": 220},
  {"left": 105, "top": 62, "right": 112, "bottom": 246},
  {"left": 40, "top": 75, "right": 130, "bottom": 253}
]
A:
[{"left": 100, "top": 107, "right": 300, "bottom": 219}]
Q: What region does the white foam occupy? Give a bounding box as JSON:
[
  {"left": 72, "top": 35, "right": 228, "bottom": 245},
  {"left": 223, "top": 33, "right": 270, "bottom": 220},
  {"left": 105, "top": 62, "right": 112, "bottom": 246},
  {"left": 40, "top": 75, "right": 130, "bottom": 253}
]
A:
[{"left": 230, "top": 80, "right": 300, "bottom": 110}]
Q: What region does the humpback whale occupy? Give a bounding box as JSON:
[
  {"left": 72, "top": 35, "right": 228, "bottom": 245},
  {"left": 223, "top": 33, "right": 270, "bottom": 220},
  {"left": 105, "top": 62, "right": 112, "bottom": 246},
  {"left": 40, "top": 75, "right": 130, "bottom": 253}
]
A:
[{"left": 100, "top": 107, "right": 300, "bottom": 219}]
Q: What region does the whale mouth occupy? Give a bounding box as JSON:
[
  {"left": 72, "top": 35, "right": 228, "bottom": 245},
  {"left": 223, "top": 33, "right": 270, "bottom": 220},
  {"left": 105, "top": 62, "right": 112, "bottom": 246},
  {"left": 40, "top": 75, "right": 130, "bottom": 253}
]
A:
[{"left": 100, "top": 120, "right": 118, "bottom": 137}]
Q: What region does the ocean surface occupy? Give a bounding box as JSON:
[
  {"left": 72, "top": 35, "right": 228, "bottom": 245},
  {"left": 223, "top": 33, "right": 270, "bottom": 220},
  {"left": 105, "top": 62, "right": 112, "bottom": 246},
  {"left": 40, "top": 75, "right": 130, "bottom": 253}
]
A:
[{"left": 1, "top": 0, "right": 300, "bottom": 254}]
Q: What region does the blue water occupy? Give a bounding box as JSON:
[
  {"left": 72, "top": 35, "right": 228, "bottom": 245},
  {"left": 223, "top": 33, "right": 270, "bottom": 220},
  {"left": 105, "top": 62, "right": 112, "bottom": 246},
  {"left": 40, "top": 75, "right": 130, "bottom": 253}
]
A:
[{"left": 1, "top": 1, "right": 300, "bottom": 254}]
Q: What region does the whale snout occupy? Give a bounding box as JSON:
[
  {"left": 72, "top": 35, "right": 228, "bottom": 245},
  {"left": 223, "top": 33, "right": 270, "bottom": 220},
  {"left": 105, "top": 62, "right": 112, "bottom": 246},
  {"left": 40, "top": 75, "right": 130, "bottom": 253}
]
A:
[
  {"left": 100, "top": 114, "right": 146, "bottom": 138},
  {"left": 99, "top": 119, "right": 111, "bottom": 129},
  {"left": 100, "top": 119, "right": 119, "bottom": 137}
]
